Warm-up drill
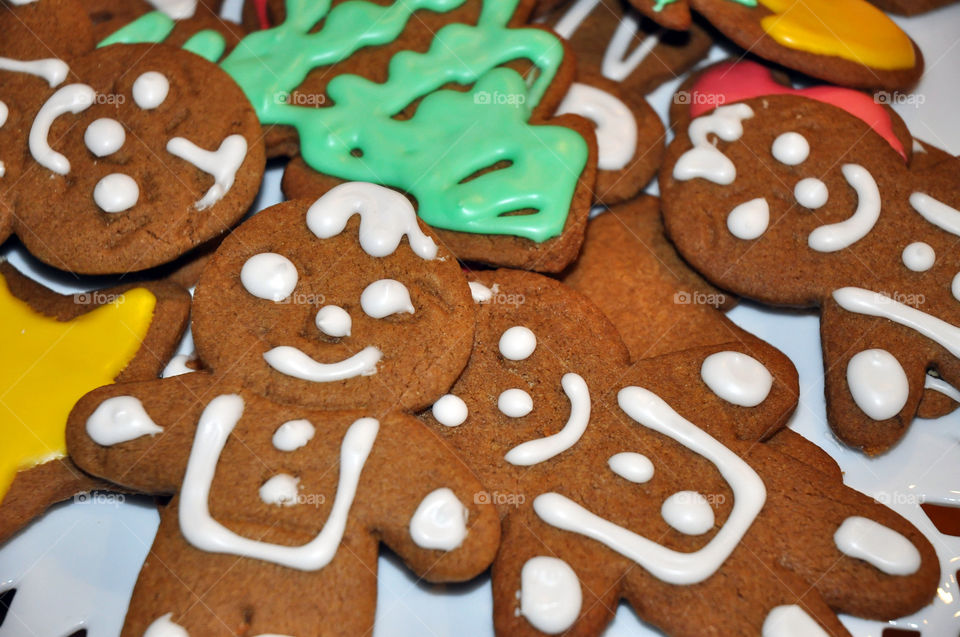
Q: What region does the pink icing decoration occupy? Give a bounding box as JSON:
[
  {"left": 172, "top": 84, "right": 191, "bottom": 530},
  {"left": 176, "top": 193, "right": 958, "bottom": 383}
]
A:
[{"left": 689, "top": 60, "right": 906, "bottom": 160}]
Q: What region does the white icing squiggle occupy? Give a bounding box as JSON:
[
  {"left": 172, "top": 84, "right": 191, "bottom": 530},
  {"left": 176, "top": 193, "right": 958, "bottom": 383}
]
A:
[
  {"left": 306, "top": 182, "right": 438, "bottom": 260},
  {"left": 0, "top": 56, "right": 69, "bottom": 87},
  {"left": 924, "top": 374, "right": 960, "bottom": 403},
  {"left": 504, "top": 373, "right": 590, "bottom": 466},
  {"left": 534, "top": 387, "right": 766, "bottom": 585},
  {"left": 86, "top": 396, "right": 163, "bottom": 446},
  {"left": 519, "top": 556, "right": 582, "bottom": 634},
  {"left": 29, "top": 84, "right": 95, "bottom": 174},
  {"left": 673, "top": 104, "right": 754, "bottom": 186},
  {"left": 409, "top": 488, "right": 468, "bottom": 551},
  {"left": 556, "top": 83, "right": 636, "bottom": 170},
  {"left": 726, "top": 198, "right": 769, "bottom": 240},
  {"left": 263, "top": 345, "right": 382, "bottom": 382},
  {"left": 846, "top": 349, "right": 909, "bottom": 421},
  {"left": 360, "top": 279, "right": 415, "bottom": 318},
  {"left": 166, "top": 135, "right": 248, "bottom": 210},
  {"left": 179, "top": 395, "right": 378, "bottom": 570},
  {"left": 834, "top": 516, "right": 921, "bottom": 575},
  {"left": 807, "top": 164, "right": 880, "bottom": 252},
  {"left": 910, "top": 192, "right": 960, "bottom": 237}
]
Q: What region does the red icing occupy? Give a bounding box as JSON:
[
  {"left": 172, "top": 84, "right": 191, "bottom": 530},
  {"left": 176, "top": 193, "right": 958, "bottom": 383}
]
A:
[
  {"left": 689, "top": 60, "right": 906, "bottom": 160},
  {"left": 254, "top": 0, "right": 271, "bottom": 30}
]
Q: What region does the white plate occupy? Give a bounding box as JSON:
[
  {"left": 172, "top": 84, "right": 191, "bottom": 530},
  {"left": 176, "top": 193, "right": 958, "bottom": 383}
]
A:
[{"left": 1, "top": 3, "right": 959, "bottom": 635}]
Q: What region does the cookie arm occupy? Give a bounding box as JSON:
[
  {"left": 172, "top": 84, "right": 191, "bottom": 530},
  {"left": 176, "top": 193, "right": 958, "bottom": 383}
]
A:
[{"left": 65, "top": 372, "right": 218, "bottom": 494}]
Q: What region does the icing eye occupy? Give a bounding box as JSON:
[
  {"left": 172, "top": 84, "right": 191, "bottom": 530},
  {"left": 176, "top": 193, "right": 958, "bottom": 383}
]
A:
[
  {"left": 94, "top": 173, "right": 139, "bottom": 213},
  {"left": 432, "top": 394, "right": 468, "bottom": 427},
  {"left": 315, "top": 305, "right": 351, "bottom": 337},
  {"left": 794, "top": 177, "right": 828, "bottom": 209},
  {"left": 132, "top": 71, "right": 169, "bottom": 110},
  {"left": 84, "top": 118, "right": 125, "bottom": 157},
  {"left": 726, "top": 198, "right": 769, "bottom": 240},
  {"left": 661, "top": 491, "right": 715, "bottom": 535},
  {"left": 608, "top": 452, "right": 654, "bottom": 484},
  {"left": 360, "top": 279, "right": 414, "bottom": 318},
  {"left": 240, "top": 252, "right": 298, "bottom": 302},
  {"left": 498, "top": 388, "right": 533, "bottom": 418},
  {"left": 499, "top": 326, "right": 536, "bottom": 361},
  {"left": 901, "top": 241, "right": 935, "bottom": 272},
  {"left": 259, "top": 473, "right": 300, "bottom": 507},
  {"left": 272, "top": 419, "right": 315, "bottom": 452},
  {"left": 771, "top": 131, "right": 809, "bottom": 165}
]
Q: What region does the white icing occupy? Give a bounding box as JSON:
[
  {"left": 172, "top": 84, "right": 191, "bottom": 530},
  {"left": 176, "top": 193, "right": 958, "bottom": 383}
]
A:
[
  {"left": 179, "top": 395, "right": 378, "bottom": 570},
  {"left": 551, "top": 0, "right": 598, "bottom": 38},
  {"left": 661, "top": 491, "right": 715, "bottom": 536},
  {"left": 498, "top": 388, "right": 533, "bottom": 418},
  {"left": 953, "top": 272, "right": 960, "bottom": 303},
  {"left": 272, "top": 419, "right": 316, "bottom": 452},
  {"left": 807, "top": 164, "right": 880, "bottom": 252},
  {"left": 846, "top": 349, "right": 909, "bottom": 421},
  {"left": 534, "top": 387, "right": 766, "bottom": 585},
  {"left": 672, "top": 104, "right": 754, "bottom": 186},
  {"left": 833, "top": 287, "right": 960, "bottom": 358},
  {"left": 29, "top": 84, "right": 95, "bottom": 174},
  {"left": 726, "top": 197, "right": 769, "bottom": 240},
  {"left": 468, "top": 281, "right": 493, "bottom": 303},
  {"left": 432, "top": 394, "right": 468, "bottom": 427},
  {"left": 901, "top": 242, "right": 935, "bottom": 272},
  {"left": 84, "top": 118, "right": 125, "bottom": 157},
  {"left": 700, "top": 351, "right": 773, "bottom": 407},
  {"left": 505, "top": 373, "right": 590, "bottom": 466},
  {"left": 306, "top": 182, "right": 438, "bottom": 260},
  {"left": 762, "top": 605, "right": 829, "bottom": 637},
  {"left": 147, "top": 0, "right": 198, "bottom": 19},
  {"left": 259, "top": 474, "right": 300, "bottom": 507},
  {"left": 166, "top": 134, "right": 247, "bottom": 210},
  {"left": 0, "top": 56, "right": 69, "bottom": 87},
  {"left": 263, "top": 345, "right": 382, "bottom": 382},
  {"left": 360, "top": 279, "right": 415, "bottom": 318},
  {"left": 409, "top": 487, "right": 468, "bottom": 551},
  {"left": 834, "top": 516, "right": 921, "bottom": 575},
  {"left": 144, "top": 613, "right": 189, "bottom": 637},
  {"left": 556, "top": 83, "right": 636, "bottom": 170},
  {"left": 315, "top": 305, "right": 351, "bottom": 337},
  {"left": 93, "top": 173, "right": 139, "bottom": 213},
  {"left": 86, "top": 396, "right": 163, "bottom": 446},
  {"left": 910, "top": 191, "right": 960, "bottom": 236},
  {"left": 161, "top": 353, "right": 196, "bottom": 378},
  {"left": 240, "top": 252, "right": 298, "bottom": 302},
  {"left": 771, "top": 132, "right": 809, "bottom": 165},
  {"left": 132, "top": 71, "right": 169, "bottom": 110},
  {"left": 924, "top": 374, "right": 960, "bottom": 402},
  {"left": 499, "top": 326, "right": 537, "bottom": 361},
  {"left": 519, "top": 556, "right": 582, "bottom": 634},
  {"left": 608, "top": 452, "right": 654, "bottom": 484},
  {"left": 794, "top": 177, "right": 828, "bottom": 209},
  {"left": 0, "top": 101, "right": 6, "bottom": 129}
]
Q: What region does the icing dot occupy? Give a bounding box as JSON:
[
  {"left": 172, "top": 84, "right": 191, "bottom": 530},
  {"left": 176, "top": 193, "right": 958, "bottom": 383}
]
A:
[
  {"left": 834, "top": 516, "right": 921, "bottom": 575},
  {"left": 144, "top": 613, "right": 188, "bottom": 637},
  {"left": 409, "top": 487, "right": 468, "bottom": 551},
  {"left": 794, "top": 177, "right": 828, "bottom": 209},
  {"left": 93, "top": 173, "right": 139, "bottom": 213},
  {"left": 240, "top": 253, "right": 298, "bottom": 302},
  {"left": 86, "top": 395, "right": 162, "bottom": 446},
  {"left": 315, "top": 305, "right": 351, "bottom": 337},
  {"left": 952, "top": 272, "right": 960, "bottom": 303},
  {"left": 259, "top": 473, "right": 300, "bottom": 507},
  {"left": 771, "top": 131, "right": 809, "bottom": 165},
  {"left": 700, "top": 351, "right": 773, "bottom": 407},
  {"left": 468, "top": 281, "right": 493, "bottom": 303},
  {"left": 608, "top": 452, "right": 654, "bottom": 483},
  {"left": 360, "top": 279, "right": 414, "bottom": 318},
  {"left": 762, "top": 605, "right": 829, "bottom": 637},
  {"left": 726, "top": 197, "right": 769, "bottom": 240},
  {"left": 661, "top": 491, "right": 715, "bottom": 536},
  {"left": 846, "top": 349, "right": 909, "bottom": 421},
  {"left": 519, "top": 556, "right": 582, "bottom": 634},
  {"left": 498, "top": 388, "right": 533, "bottom": 418},
  {"left": 272, "top": 419, "right": 315, "bottom": 452},
  {"left": 499, "top": 326, "right": 537, "bottom": 361},
  {"left": 84, "top": 118, "right": 125, "bottom": 157},
  {"left": 901, "top": 241, "right": 935, "bottom": 272},
  {"left": 432, "top": 394, "right": 468, "bottom": 427},
  {"left": 132, "top": 71, "right": 169, "bottom": 109}
]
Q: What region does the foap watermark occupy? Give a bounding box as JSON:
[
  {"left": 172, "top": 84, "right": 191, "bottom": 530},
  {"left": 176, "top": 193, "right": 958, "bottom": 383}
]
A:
[
  {"left": 275, "top": 91, "right": 326, "bottom": 107},
  {"left": 873, "top": 490, "right": 923, "bottom": 507},
  {"left": 673, "top": 91, "right": 726, "bottom": 108},
  {"left": 874, "top": 91, "right": 925, "bottom": 108},
  {"left": 74, "top": 291, "right": 126, "bottom": 305},
  {"left": 474, "top": 90, "right": 526, "bottom": 108},
  {"left": 276, "top": 292, "right": 327, "bottom": 306},
  {"left": 75, "top": 492, "right": 126, "bottom": 506},
  {"left": 673, "top": 290, "right": 727, "bottom": 307},
  {"left": 874, "top": 291, "right": 926, "bottom": 307},
  {"left": 94, "top": 92, "right": 126, "bottom": 105},
  {"left": 474, "top": 490, "right": 525, "bottom": 507}
]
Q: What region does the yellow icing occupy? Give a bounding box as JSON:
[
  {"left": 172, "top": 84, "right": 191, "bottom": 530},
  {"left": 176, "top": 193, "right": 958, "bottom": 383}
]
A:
[
  {"left": 0, "top": 273, "right": 156, "bottom": 501},
  {"left": 758, "top": 0, "right": 915, "bottom": 70}
]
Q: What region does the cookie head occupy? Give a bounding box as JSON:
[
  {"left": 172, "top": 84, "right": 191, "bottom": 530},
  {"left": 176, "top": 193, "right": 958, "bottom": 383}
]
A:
[
  {"left": 12, "top": 43, "right": 264, "bottom": 274},
  {"left": 193, "top": 183, "right": 475, "bottom": 412}
]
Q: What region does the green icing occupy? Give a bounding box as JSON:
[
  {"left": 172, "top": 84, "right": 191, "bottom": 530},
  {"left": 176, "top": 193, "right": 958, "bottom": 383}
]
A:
[
  {"left": 97, "top": 11, "right": 174, "bottom": 47},
  {"left": 182, "top": 29, "right": 227, "bottom": 62}
]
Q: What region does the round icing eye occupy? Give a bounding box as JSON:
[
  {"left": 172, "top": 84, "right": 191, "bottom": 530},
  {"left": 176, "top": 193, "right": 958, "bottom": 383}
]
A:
[
  {"left": 794, "top": 177, "right": 828, "bottom": 209},
  {"left": 499, "top": 326, "right": 537, "bottom": 361},
  {"left": 360, "top": 279, "right": 414, "bottom": 318},
  {"left": 901, "top": 242, "right": 935, "bottom": 272},
  {"left": 84, "top": 118, "right": 125, "bottom": 157},
  {"left": 240, "top": 252, "right": 298, "bottom": 302},
  {"left": 498, "top": 388, "right": 533, "bottom": 418},
  {"left": 432, "top": 394, "right": 468, "bottom": 427},
  {"left": 315, "top": 305, "right": 351, "bottom": 337},
  {"left": 771, "top": 131, "right": 809, "bottom": 165},
  {"left": 132, "top": 71, "right": 169, "bottom": 110},
  {"left": 94, "top": 173, "right": 139, "bottom": 213},
  {"left": 661, "top": 491, "right": 715, "bottom": 535}
]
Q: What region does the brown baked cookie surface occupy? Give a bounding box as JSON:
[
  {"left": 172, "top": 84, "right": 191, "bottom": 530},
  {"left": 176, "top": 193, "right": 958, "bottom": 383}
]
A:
[
  {"left": 660, "top": 93, "right": 960, "bottom": 455},
  {"left": 419, "top": 269, "right": 938, "bottom": 636}
]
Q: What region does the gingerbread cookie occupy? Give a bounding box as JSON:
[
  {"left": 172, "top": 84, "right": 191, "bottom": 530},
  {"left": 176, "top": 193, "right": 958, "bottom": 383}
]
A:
[
  {"left": 66, "top": 184, "right": 501, "bottom": 635},
  {"left": 420, "top": 268, "right": 938, "bottom": 635},
  {"left": 0, "top": 261, "right": 190, "bottom": 544},
  {"left": 660, "top": 92, "right": 960, "bottom": 455},
  {"left": 867, "top": 0, "right": 959, "bottom": 14}
]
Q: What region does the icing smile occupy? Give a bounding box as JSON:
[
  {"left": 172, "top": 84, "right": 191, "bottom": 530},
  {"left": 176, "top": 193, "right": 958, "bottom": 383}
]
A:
[{"left": 263, "top": 345, "right": 382, "bottom": 383}]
